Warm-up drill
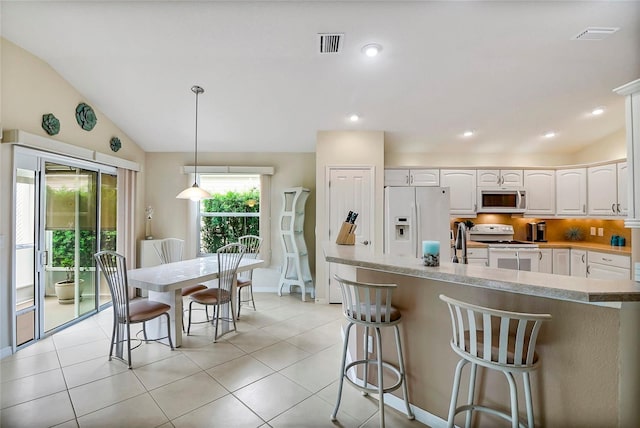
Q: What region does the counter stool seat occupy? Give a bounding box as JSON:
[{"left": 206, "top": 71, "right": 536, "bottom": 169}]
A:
[
  {"left": 331, "top": 275, "right": 414, "bottom": 428},
  {"left": 440, "top": 294, "right": 551, "bottom": 428}
]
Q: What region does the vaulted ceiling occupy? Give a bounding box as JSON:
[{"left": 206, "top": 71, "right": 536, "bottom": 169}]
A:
[{"left": 2, "top": 1, "right": 639, "bottom": 155}]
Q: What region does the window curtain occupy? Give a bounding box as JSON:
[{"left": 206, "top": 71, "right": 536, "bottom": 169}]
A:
[
  {"left": 116, "top": 167, "right": 137, "bottom": 298},
  {"left": 259, "top": 174, "right": 272, "bottom": 265}
]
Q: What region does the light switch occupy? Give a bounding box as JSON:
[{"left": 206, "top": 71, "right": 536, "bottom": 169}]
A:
[
  {"left": 597, "top": 227, "right": 604, "bottom": 236},
  {"left": 590, "top": 227, "right": 596, "bottom": 236}
]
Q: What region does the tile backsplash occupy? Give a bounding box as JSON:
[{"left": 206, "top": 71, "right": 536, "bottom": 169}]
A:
[{"left": 452, "top": 214, "right": 630, "bottom": 246}]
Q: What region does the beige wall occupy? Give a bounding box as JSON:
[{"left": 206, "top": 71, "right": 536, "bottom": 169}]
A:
[
  {"left": 315, "top": 131, "right": 385, "bottom": 303},
  {"left": 0, "top": 38, "right": 146, "bottom": 354},
  {"left": 144, "top": 152, "right": 316, "bottom": 273}
]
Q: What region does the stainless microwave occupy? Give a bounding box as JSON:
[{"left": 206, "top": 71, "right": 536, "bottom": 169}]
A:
[{"left": 477, "top": 188, "right": 526, "bottom": 213}]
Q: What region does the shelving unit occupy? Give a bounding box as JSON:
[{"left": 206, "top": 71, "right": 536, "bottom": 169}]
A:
[{"left": 278, "top": 187, "right": 314, "bottom": 301}]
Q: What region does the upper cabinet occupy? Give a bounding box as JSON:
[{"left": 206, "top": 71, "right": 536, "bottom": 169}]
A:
[
  {"left": 587, "top": 162, "right": 628, "bottom": 217},
  {"left": 440, "top": 169, "right": 477, "bottom": 216},
  {"left": 617, "top": 162, "right": 628, "bottom": 216},
  {"left": 477, "top": 169, "right": 523, "bottom": 187},
  {"left": 523, "top": 170, "right": 555, "bottom": 216},
  {"left": 384, "top": 169, "right": 439, "bottom": 186},
  {"left": 556, "top": 168, "right": 587, "bottom": 216}
]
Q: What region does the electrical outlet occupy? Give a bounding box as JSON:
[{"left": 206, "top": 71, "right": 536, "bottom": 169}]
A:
[
  {"left": 368, "top": 336, "right": 373, "bottom": 354},
  {"left": 590, "top": 227, "right": 596, "bottom": 236},
  {"left": 598, "top": 227, "right": 604, "bottom": 236}
]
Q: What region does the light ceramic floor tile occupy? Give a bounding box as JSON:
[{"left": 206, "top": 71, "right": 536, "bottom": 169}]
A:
[
  {"left": 280, "top": 347, "right": 342, "bottom": 393},
  {"left": 1, "top": 368, "right": 67, "bottom": 409},
  {"left": 2, "top": 337, "right": 56, "bottom": 361},
  {"left": 234, "top": 372, "right": 312, "bottom": 421},
  {"left": 226, "top": 329, "right": 281, "bottom": 354},
  {"left": 285, "top": 323, "right": 342, "bottom": 354},
  {"left": 0, "top": 350, "right": 61, "bottom": 383},
  {"left": 53, "top": 328, "right": 108, "bottom": 350},
  {"left": 0, "top": 391, "right": 75, "bottom": 428},
  {"left": 150, "top": 372, "right": 228, "bottom": 420},
  {"left": 61, "top": 355, "right": 130, "bottom": 389},
  {"left": 317, "top": 381, "right": 379, "bottom": 424},
  {"left": 53, "top": 419, "right": 80, "bottom": 428},
  {"left": 57, "top": 338, "right": 111, "bottom": 367},
  {"left": 206, "top": 354, "right": 274, "bottom": 392},
  {"left": 172, "top": 394, "right": 264, "bottom": 428},
  {"left": 77, "top": 393, "right": 168, "bottom": 428},
  {"left": 359, "top": 406, "right": 424, "bottom": 428},
  {"left": 269, "top": 395, "right": 360, "bottom": 428},
  {"left": 181, "top": 341, "right": 245, "bottom": 370},
  {"left": 69, "top": 370, "right": 146, "bottom": 416},
  {"left": 250, "top": 341, "right": 311, "bottom": 371},
  {"left": 127, "top": 340, "right": 176, "bottom": 367},
  {"left": 133, "top": 353, "right": 201, "bottom": 390}
]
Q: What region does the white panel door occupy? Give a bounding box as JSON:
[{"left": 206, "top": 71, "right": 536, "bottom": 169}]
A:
[
  {"left": 588, "top": 164, "right": 617, "bottom": 216},
  {"left": 524, "top": 170, "right": 555, "bottom": 215},
  {"left": 556, "top": 168, "right": 587, "bottom": 216},
  {"left": 327, "top": 167, "right": 374, "bottom": 303},
  {"left": 617, "top": 162, "right": 628, "bottom": 216}
]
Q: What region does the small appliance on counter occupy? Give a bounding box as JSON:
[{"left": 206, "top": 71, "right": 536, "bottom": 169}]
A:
[{"left": 526, "top": 221, "right": 547, "bottom": 242}]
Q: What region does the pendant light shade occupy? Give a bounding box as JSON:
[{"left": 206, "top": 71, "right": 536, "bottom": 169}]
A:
[{"left": 176, "top": 85, "right": 211, "bottom": 201}]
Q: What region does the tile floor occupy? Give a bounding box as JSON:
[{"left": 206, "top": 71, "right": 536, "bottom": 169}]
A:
[{"left": 1, "top": 293, "right": 426, "bottom": 428}]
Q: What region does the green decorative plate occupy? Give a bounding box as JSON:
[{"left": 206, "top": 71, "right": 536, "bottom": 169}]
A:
[
  {"left": 75, "top": 102, "right": 97, "bottom": 131},
  {"left": 42, "top": 113, "right": 60, "bottom": 135},
  {"left": 110, "top": 137, "right": 122, "bottom": 152}
]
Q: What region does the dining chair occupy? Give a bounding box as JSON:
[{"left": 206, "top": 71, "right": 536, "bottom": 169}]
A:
[
  {"left": 187, "top": 243, "right": 246, "bottom": 341},
  {"left": 94, "top": 250, "right": 174, "bottom": 368},
  {"left": 236, "top": 235, "right": 263, "bottom": 318},
  {"left": 154, "top": 238, "right": 208, "bottom": 330}
]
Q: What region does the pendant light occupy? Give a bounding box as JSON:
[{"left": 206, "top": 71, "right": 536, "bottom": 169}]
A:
[{"left": 176, "top": 85, "right": 211, "bottom": 201}]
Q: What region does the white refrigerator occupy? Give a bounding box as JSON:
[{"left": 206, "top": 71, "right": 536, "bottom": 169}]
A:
[{"left": 384, "top": 186, "right": 451, "bottom": 259}]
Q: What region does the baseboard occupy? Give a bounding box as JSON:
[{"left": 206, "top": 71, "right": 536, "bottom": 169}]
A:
[{"left": 1, "top": 346, "right": 13, "bottom": 359}]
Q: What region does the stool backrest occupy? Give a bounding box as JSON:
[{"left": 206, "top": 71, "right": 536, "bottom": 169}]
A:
[
  {"left": 440, "top": 294, "right": 551, "bottom": 368},
  {"left": 94, "top": 251, "right": 130, "bottom": 323},
  {"left": 217, "top": 243, "right": 246, "bottom": 293},
  {"left": 333, "top": 275, "right": 397, "bottom": 326}
]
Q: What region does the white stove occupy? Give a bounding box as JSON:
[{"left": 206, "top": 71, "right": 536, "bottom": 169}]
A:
[
  {"left": 469, "top": 224, "right": 540, "bottom": 271},
  {"left": 469, "top": 224, "right": 538, "bottom": 248}
]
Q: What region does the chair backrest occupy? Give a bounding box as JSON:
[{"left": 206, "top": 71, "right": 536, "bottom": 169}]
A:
[
  {"left": 333, "top": 274, "right": 398, "bottom": 326},
  {"left": 238, "top": 235, "right": 262, "bottom": 259},
  {"left": 154, "top": 238, "right": 184, "bottom": 264},
  {"left": 94, "top": 251, "right": 130, "bottom": 322},
  {"left": 217, "top": 243, "right": 246, "bottom": 293},
  {"left": 439, "top": 294, "right": 551, "bottom": 369}
]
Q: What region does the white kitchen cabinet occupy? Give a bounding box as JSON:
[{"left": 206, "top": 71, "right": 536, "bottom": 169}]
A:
[
  {"left": 570, "top": 249, "right": 587, "bottom": 277},
  {"left": 587, "top": 251, "right": 630, "bottom": 280},
  {"left": 384, "top": 169, "right": 440, "bottom": 186},
  {"left": 523, "top": 170, "right": 555, "bottom": 216},
  {"left": 556, "top": 168, "right": 587, "bottom": 216},
  {"left": 617, "top": 162, "right": 628, "bottom": 216},
  {"left": 477, "top": 169, "right": 523, "bottom": 187},
  {"left": 440, "top": 169, "right": 477, "bottom": 216},
  {"left": 538, "top": 248, "right": 552, "bottom": 274},
  {"left": 587, "top": 163, "right": 627, "bottom": 217},
  {"left": 552, "top": 248, "right": 570, "bottom": 276},
  {"left": 467, "top": 247, "right": 488, "bottom": 267}
]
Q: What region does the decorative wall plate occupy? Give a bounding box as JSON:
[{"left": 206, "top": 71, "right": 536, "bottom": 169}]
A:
[
  {"left": 75, "top": 102, "right": 97, "bottom": 131},
  {"left": 42, "top": 113, "right": 60, "bottom": 135},
  {"left": 110, "top": 137, "right": 122, "bottom": 152}
]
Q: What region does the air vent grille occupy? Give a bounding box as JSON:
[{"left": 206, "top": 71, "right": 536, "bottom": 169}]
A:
[
  {"left": 572, "top": 27, "right": 619, "bottom": 40},
  {"left": 318, "top": 33, "right": 343, "bottom": 54}
]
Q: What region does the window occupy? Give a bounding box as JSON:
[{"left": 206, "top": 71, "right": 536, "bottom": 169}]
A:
[{"left": 197, "top": 174, "right": 260, "bottom": 255}]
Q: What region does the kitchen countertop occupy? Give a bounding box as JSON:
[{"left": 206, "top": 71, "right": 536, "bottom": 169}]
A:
[
  {"left": 324, "top": 242, "right": 640, "bottom": 304},
  {"left": 468, "top": 240, "right": 631, "bottom": 255}
]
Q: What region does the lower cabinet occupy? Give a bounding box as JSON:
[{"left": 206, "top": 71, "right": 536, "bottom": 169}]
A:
[
  {"left": 539, "top": 249, "right": 553, "bottom": 274},
  {"left": 587, "top": 251, "right": 631, "bottom": 280},
  {"left": 570, "top": 249, "right": 587, "bottom": 277},
  {"left": 552, "top": 248, "right": 570, "bottom": 276},
  {"left": 466, "top": 247, "right": 488, "bottom": 267}
]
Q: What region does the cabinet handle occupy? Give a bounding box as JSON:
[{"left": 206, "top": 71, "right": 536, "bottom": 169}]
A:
[
  {"left": 583, "top": 204, "right": 586, "bottom": 213},
  {"left": 587, "top": 265, "right": 591, "bottom": 275},
  {"left": 406, "top": 175, "right": 409, "bottom": 184},
  {"left": 410, "top": 175, "right": 413, "bottom": 184},
  {"left": 539, "top": 251, "right": 542, "bottom": 260},
  {"left": 582, "top": 254, "right": 585, "bottom": 263},
  {"left": 617, "top": 203, "right": 621, "bottom": 214},
  {"left": 362, "top": 240, "right": 370, "bottom": 246},
  {"left": 612, "top": 203, "right": 616, "bottom": 213},
  {"left": 603, "top": 257, "right": 612, "bottom": 262}
]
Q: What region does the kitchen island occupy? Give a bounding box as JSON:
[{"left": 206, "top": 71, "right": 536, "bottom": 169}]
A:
[{"left": 324, "top": 243, "right": 640, "bottom": 427}]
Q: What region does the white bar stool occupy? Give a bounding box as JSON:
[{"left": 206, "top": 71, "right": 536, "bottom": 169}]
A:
[
  {"left": 331, "top": 275, "right": 414, "bottom": 428},
  {"left": 439, "top": 294, "right": 551, "bottom": 428}
]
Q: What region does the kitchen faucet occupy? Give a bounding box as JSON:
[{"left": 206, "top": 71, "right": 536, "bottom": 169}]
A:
[{"left": 452, "top": 222, "right": 467, "bottom": 264}]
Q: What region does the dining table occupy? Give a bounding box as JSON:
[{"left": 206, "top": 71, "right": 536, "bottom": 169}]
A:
[{"left": 127, "top": 255, "right": 264, "bottom": 347}]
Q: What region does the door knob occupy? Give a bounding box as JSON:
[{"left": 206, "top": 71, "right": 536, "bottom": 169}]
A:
[{"left": 362, "top": 240, "right": 370, "bottom": 245}]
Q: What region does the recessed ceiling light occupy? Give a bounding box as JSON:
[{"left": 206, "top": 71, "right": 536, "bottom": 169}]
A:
[
  {"left": 362, "top": 43, "right": 382, "bottom": 57},
  {"left": 463, "top": 130, "right": 474, "bottom": 137},
  {"left": 349, "top": 114, "right": 359, "bottom": 122},
  {"left": 591, "top": 107, "right": 605, "bottom": 116},
  {"left": 544, "top": 131, "right": 556, "bottom": 138}
]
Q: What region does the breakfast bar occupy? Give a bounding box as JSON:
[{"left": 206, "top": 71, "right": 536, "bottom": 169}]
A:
[{"left": 324, "top": 243, "right": 640, "bottom": 427}]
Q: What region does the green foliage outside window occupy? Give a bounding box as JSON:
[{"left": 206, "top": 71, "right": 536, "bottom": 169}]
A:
[
  {"left": 201, "top": 188, "right": 260, "bottom": 254},
  {"left": 52, "top": 230, "right": 117, "bottom": 280}
]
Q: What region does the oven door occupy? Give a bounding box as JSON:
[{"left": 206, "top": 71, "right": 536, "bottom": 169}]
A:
[{"left": 489, "top": 248, "right": 540, "bottom": 272}]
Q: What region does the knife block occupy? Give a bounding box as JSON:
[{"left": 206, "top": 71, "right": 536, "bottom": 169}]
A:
[{"left": 336, "top": 222, "right": 357, "bottom": 245}]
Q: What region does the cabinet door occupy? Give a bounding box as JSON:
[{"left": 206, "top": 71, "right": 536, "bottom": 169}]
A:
[
  {"left": 587, "top": 263, "right": 630, "bottom": 280},
  {"left": 500, "top": 170, "right": 524, "bottom": 187},
  {"left": 384, "top": 169, "right": 409, "bottom": 186},
  {"left": 570, "top": 249, "right": 587, "bottom": 277},
  {"left": 410, "top": 169, "right": 440, "bottom": 186},
  {"left": 524, "top": 170, "right": 555, "bottom": 215},
  {"left": 477, "top": 170, "right": 501, "bottom": 187},
  {"left": 588, "top": 164, "right": 617, "bottom": 216},
  {"left": 552, "top": 249, "right": 570, "bottom": 276},
  {"left": 538, "top": 249, "right": 552, "bottom": 274},
  {"left": 556, "top": 168, "right": 587, "bottom": 216},
  {"left": 617, "top": 162, "right": 628, "bottom": 216},
  {"left": 440, "top": 170, "right": 477, "bottom": 215}
]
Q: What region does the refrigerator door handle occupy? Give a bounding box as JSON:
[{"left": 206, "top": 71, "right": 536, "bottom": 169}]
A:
[{"left": 415, "top": 202, "right": 421, "bottom": 258}]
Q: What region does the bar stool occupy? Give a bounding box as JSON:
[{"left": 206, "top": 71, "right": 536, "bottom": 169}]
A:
[
  {"left": 439, "top": 294, "right": 551, "bottom": 428},
  {"left": 331, "top": 275, "right": 414, "bottom": 428}
]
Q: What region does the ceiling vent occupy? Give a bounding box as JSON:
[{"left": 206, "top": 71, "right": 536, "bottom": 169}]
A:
[
  {"left": 318, "top": 33, "right": 343, "bottom": 54},
  {"left": 572, "top": 27, "right": 619, "bottom": 40}
]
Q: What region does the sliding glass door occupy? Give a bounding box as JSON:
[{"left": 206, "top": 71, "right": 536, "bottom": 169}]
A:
[{"left": 13, "top": 148, "right": 117, "bottom": 350}]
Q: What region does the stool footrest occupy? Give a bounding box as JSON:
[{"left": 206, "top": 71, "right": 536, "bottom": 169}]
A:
[
  {"left": 343, "top": 359, "right": 404, "bottom": 395},
  {"left": 454, "top": 404, "right": 527, "bottom": 428}
]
